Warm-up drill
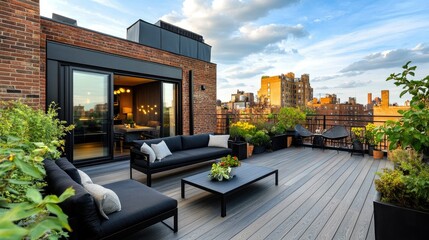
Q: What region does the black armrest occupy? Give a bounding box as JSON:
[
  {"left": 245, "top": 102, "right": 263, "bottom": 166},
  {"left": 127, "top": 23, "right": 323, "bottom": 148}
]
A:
[{"left": 130, "top": 147, "right": 150, "bottom": 165}]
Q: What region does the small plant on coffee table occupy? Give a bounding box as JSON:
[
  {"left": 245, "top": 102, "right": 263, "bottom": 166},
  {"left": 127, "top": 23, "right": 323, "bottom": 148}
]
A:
[
  {"left": 208, "top": 163, "right": 233, "bottom": 181},
  {"left": 219, "top": 155, "right": 240, "bottom": 167}
]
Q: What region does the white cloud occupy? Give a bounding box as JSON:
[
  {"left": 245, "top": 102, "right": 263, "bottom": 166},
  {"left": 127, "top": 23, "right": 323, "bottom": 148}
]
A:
[
  {"left": 340, "top": 43, "right": 429, "bottom": 73},
  {"left": 161, "top": 0, "right": 306, "bottom": 62}
]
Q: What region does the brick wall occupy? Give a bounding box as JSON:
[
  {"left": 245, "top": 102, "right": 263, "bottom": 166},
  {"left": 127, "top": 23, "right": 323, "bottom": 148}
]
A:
[
  {"left": 0, "top": 0, "right": 217, "bottom": 134},
  {"left": 41, "top": 18, "right": 217, "bottom": 134},
  {"left": 0, "top": 0, "right": 42, "bottom": 107}
]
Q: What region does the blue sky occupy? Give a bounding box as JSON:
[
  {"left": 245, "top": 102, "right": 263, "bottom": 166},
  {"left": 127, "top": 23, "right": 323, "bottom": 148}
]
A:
[{"left": 40, "top": 0, "right": 429, "bottom": 104}]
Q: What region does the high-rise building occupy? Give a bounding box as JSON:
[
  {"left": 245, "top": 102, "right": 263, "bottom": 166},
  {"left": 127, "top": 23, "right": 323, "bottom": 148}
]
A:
[{"left": 257, "top": 72, "right": 313, "bottom": 107}]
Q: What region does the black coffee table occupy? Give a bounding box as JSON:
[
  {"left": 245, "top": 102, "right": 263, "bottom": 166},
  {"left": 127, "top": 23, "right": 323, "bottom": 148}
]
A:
[{"left": 181, "top": 163, "right": 278, "bottom": 217}]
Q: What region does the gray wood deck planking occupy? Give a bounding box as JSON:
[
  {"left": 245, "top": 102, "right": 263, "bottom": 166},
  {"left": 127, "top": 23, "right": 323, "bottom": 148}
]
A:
[{"left": 81, "top": 147, "right": 389, "bottom": 240}]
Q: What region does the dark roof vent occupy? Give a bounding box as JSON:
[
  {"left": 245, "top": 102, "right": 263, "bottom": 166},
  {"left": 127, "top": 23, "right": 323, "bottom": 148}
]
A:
[
  {"left": 155, "top": 20, "right": 203, "bottom": 43},
  {"left": 52, "top": 13, "right": 77, "bottom": 26}
]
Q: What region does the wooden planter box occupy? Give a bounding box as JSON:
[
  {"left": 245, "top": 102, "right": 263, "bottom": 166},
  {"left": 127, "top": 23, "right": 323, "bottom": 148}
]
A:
[
  {"left": 374, "top": 192, "right": 429, "bottom": 240},
  {"left": 270, "top": 134, "right": 287, "bottom": 151}
]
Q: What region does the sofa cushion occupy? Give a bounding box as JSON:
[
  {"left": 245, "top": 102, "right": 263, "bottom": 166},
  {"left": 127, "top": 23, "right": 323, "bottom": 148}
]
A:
[
  {"left": 208, "top": 134, "right": 230, "bottom": 148},
  {"left": 43, "top": 159, "right": 101, "bottom": 239},
  {"left": 98, "top": 180, "right": 177, "bottom": 237},
  {"left": 55, "top": 157, "right": 82, "bottom": 185},
  {"left": 134, "top": 147, "right": 232, "bottom": 169},
  {"left": 151, "top": 140, "right": 172, "bottom": 160},
  {"left": 181, "top": 134, "right": 210, "bottom": 150},
  {"left": 140, "top": 142, "right": 156, "bottom": 163},
  {"left": 78, "top": 169, "right": 93, "bottom": 185},
  {"left": 84, "top": 183, "right": 121, "bottom": 220},
  {"left": 133, "top": 136, "right": 182, "bottom": 152}
]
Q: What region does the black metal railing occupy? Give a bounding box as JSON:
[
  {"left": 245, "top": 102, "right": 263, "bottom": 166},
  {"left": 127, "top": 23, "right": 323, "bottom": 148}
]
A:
[{"left": 210, "top": 113, "right": 402, "bottom": 152}]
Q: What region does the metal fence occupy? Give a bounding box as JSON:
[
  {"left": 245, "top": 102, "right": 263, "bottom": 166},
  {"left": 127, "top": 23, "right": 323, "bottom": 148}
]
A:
[{"left": 211, "top": 113, "right": 402, "bottom": 151}]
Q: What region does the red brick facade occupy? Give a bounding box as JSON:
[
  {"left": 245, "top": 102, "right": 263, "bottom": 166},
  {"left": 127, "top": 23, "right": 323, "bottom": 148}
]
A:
[
  {"left": 0, "top": 0, "right": 43, "bottom": 106},
  {"left": 1, "top": 0, "right": 217, "bottom": 134}
]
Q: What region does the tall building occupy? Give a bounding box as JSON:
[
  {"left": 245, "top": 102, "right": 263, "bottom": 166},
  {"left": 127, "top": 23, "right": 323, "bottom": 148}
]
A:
[
  {"left": 309, "top": 94, "right": 368, "bottom": 128},
  {"left": 257, "top": 72, "right": 313, "bottom": 107}
]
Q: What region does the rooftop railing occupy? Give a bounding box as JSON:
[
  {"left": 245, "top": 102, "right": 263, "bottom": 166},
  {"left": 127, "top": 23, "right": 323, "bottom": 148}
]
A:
[{"left": 211, "top": 113, "right": 402, "bottom": 152}]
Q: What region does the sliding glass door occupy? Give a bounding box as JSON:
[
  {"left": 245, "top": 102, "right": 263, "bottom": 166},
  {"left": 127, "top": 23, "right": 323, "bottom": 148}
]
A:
[
  {"left": 72, "top": 69, "right": 113, "bottom": 161},
  {"left": 162, "top": 82, "right": 178, "bottom": 137}
]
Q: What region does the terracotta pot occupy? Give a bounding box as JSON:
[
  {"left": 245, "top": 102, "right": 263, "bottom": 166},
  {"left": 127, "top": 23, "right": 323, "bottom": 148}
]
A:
[
  {"left": 373, "top": 149, "right": 384, "bottom": 159},
  {"left": 247, "top": 143, "right": 254, "bottom": 157},
  {"left": 286, "top": 136, "right": 293, "bottom": 148}
]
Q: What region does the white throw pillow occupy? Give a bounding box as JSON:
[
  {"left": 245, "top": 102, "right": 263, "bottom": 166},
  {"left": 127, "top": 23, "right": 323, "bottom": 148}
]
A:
[
  {"left": 84, "top": 183, "right": 121, "bottom": 220},
  {"left": 77, "top": 169, "right": 93, "bottom": 185},
  {"left": 151, "top": 140, "right": 172, "bottom": 160},
  {"left": 208, "top": 134, "right": 230, "bottom": 148},
  {"left": 140, "top": 142, "right": 156, "bottom": 163}
]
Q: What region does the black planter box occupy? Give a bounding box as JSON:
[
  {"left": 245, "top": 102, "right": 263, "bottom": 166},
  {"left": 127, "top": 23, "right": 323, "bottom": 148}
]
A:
[
  {"left": 270, "top": 134, "right": 287, "bottom": 151},
  {"left": 228, "top": 141, "right": 247, "bottom": 160},
  {"left": 253, "top": 145, "right": 266, "bottom": 154},
  {"left": 374, "top": 192, "right": 429, "bottom": 240}
]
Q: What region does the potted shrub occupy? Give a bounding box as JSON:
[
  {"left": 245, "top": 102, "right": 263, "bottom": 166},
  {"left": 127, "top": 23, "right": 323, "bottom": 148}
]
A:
[
  {"left": 374, "top": 148, "right": 429, "bottom": 240},
  {"left": 277, "top": 107, "right": 306, "bottom": 147},
  {"left": 350, "top": 127, "right": 364, "bottom": 156},
  {"left": 247, "top": 130, "right": 271, "bottom": 154},
  {"left": 374, "top": 62, "right": 429, "bottom": 239},
  {"left": 364, "top": 123, "right": 377, "bottom": 155},
  {"left": 255, "top": 121, "right": 287, "bottom": 151},
  {"left": 229, "top": 121, "right": 256, "bottom": 160}
]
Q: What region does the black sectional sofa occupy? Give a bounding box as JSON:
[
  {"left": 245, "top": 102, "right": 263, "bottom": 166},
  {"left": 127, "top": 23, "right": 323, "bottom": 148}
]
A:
[
  {"left": 43, "top": 158, "right": 178, "bottom": 240},
  {"left": 131, "top": 133, "right": 232, "bottom": 186}
]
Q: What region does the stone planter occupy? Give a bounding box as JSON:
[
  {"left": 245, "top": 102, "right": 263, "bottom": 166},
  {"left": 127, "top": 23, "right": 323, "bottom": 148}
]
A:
[
  {"left": 270, "top": 134, "right": 287, "bottom": 151},
  {"left": 374, "top": 192, "right": 428, "bottom": 240}
]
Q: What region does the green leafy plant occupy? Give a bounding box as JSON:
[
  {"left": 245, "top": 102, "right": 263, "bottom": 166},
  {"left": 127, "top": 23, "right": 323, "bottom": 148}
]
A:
[
  {"left": 351, "top": 127, "right": 364, "bottom": 143},
  {"left": 208, "top": 163, "right": 233, "bottom": 181},
  {"left": 219, "top": 155, "right": 240, "bottom": 167},
  {"left": 277, "top": 107, "right": 306, "bottom": 130},
  {"left": 0, "top": 100, "right": 75, "bottom": 239},
  {"left": 364, "top": 123, "right": 376, "bottom": 145},
  {"left": 377, "top": 61, "right": 429, "bottom": 153},
  {"left": 375, "top": 149, "right": 429, "bottom": 212},
  {"left": 246, "top": 130, "right": 271, "bottom": 147},
  {"left": 229, "top": 121, "right": 256, "bottom": 140}
]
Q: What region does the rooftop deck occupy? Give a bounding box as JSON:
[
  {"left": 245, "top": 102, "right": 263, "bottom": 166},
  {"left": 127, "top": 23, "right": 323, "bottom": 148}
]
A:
[{"left": 82, "top": 147, "right": 390, "bottom": 240}]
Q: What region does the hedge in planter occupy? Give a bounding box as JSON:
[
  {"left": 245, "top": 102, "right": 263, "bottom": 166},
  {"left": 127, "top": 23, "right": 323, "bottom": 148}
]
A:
[{"left": 374, "top": 148, "right": 429, "bottom": 239}]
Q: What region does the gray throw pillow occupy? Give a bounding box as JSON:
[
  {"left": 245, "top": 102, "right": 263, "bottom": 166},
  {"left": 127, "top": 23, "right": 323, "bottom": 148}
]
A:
[
  {"left": 84, "top": 183, "right": 121, "bottom": 220},
  {"left": 151, "top": 140, "right": 172, "bottom": 160},
  {"left": 140, "top": 142, "right": 156, "bottom": 163}
]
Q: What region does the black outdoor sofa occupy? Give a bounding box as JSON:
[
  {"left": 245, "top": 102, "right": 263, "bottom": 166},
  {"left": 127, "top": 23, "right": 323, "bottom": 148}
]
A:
[
  {"left": 43, "top": 158, "right": 178, "bottom": 240},
  {"left": 130, "top": 133, "right": 232, "bottom": 186}
]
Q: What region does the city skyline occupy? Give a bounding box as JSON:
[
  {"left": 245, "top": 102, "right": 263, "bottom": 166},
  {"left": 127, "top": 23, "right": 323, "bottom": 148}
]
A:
[{"left": 40, "top": 0, "right": 429, "bottom": 104}]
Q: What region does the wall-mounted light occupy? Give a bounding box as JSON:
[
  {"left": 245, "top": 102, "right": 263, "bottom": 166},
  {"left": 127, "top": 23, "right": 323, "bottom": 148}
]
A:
[{"left": 201, "top": 85, "right": 206, "bottom": 91}]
